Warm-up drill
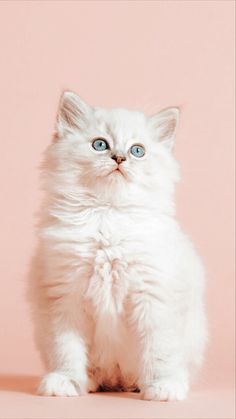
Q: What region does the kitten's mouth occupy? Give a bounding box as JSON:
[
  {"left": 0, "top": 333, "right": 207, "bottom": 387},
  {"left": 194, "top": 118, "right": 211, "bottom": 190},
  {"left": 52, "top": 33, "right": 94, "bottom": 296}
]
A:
[
  {"left": 110, "top": 166, "right": 124, "bottom": 176},
  {"left": 106, "top": 163, "right": 127, "bottom": 179}
]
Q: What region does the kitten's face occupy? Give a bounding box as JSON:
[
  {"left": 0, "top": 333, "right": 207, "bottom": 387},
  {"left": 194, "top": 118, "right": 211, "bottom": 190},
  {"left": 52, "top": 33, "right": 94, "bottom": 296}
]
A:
[
  {"left": 50, "top": 92, "right": 179, "bottom": 199},
  {"left": 77, "top": 107, "right": 152, "bottom": 183}
]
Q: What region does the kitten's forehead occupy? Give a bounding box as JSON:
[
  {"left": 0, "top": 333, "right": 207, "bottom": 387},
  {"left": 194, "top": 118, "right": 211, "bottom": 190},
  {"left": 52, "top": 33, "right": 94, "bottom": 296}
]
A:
[{"left": 94, "top": 107, "right": 148, "bottom": 146}]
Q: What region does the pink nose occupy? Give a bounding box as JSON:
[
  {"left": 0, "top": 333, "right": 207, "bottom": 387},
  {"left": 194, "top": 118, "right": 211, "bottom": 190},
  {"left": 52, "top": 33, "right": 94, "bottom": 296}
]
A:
[{"left": 111, "top": 155, "right": 126, "bottom": 164}]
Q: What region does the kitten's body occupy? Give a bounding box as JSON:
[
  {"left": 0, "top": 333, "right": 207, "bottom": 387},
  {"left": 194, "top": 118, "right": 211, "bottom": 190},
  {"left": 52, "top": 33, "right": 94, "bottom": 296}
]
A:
[{"left": 30, "top": 93, "right": 207, "bottom": 400}]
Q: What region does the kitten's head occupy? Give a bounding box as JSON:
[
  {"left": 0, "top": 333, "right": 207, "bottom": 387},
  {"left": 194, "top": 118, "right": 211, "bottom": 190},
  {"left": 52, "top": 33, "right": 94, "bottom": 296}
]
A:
[{"left": 46, "top": 91, "right": 180, "bottom": 208}]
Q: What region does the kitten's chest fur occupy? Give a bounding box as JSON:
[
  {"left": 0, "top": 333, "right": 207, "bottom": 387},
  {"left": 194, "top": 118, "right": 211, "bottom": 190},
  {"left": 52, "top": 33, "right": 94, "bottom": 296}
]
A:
[
  {"left": 61, "top": 203, "right": 170, "bottom": 318},
  {"left": 83, "top": 206, "right": 141, "bottom": 321}
]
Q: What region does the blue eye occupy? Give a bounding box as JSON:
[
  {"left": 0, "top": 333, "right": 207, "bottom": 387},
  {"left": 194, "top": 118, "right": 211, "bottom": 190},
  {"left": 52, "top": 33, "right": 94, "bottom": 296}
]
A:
[
  {"left": 92, "top": 138, "right": 109, "bottom": 151},
  {"left": 130, "top": 144, "right": 145, "bottom": 158}
]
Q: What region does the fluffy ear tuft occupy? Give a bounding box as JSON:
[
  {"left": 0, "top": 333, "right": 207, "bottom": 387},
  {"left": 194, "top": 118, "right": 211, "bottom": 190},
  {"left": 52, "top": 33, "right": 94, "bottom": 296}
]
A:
[
  {"left": 57, "top": 91, "right": 91, "bottom": 136},
  {"left": 149, "top": 107, "right": 180, "bottom": 149}
]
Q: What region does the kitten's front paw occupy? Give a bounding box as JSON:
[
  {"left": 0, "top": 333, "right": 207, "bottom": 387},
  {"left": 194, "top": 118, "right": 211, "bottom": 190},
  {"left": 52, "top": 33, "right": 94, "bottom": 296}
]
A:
[
  {"left": 142, "top": 378, "right": 189, "bottom": 401},
  {"left": 38, "top": 372, "right": 82, "bottom": 397}
]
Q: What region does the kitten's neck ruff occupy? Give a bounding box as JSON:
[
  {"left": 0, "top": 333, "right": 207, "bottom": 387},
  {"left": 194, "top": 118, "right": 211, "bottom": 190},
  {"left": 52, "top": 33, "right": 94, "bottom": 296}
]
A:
[{"left": 46, "top": 181, "right": 176, "bottom": 224}]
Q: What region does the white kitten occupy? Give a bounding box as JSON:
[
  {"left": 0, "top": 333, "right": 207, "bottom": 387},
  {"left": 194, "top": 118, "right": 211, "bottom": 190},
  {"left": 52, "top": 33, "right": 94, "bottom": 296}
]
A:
[{"left": 29, "top": 91, "right": 207, "bottom": 401}]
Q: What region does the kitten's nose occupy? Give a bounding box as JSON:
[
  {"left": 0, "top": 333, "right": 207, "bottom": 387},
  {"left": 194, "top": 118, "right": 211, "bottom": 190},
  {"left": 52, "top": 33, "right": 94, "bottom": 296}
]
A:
[{"left": 111, "top": 155, "right": 126, "bottom": 164}]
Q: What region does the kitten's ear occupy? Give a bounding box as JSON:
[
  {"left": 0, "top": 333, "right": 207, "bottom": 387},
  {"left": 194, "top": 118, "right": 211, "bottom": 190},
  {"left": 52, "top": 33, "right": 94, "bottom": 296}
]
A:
[
  {"left": 149, "top": 107, "right": 180, "bottom": 149},
  {"left": 57, "top": 91, "right": 92, "bottom": 136}
]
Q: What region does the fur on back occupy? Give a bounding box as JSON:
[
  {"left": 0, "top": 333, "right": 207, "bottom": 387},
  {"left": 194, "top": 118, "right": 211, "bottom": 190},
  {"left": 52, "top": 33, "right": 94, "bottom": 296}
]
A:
[{"left": 29, "top": 92, "right": 207, "bottom": 400}]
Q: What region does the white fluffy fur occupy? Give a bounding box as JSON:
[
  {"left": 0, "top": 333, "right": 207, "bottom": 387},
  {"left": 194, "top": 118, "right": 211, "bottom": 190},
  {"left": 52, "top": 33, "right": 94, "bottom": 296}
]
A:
[{"left": 29, "top": 91, "right": 207, "bottom": 401}]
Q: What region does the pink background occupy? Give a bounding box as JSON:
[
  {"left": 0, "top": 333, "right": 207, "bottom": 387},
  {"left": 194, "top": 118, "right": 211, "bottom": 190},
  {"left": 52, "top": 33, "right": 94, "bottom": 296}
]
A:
[{"left": 0, "top": 1, "right": 234, "bottom": 418}]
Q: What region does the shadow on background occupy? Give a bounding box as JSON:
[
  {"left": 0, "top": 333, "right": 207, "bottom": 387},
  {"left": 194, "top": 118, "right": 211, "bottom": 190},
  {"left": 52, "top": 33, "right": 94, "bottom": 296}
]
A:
[{"left": 0, "top": 375, "right": 39, "bottom": 395}]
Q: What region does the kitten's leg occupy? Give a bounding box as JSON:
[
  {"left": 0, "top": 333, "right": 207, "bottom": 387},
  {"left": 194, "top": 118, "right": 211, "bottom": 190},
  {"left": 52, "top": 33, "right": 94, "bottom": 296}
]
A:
[
  {"left": 129, "top": 293, "right": 189, "bottom": 401},
  {"left": 36, "top": 305, "right": 89, "bottom": 397}
]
